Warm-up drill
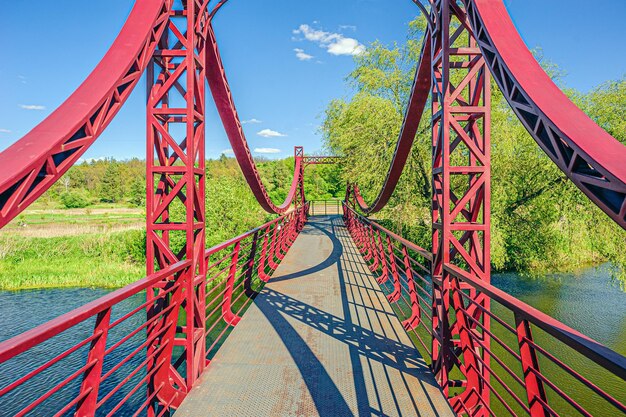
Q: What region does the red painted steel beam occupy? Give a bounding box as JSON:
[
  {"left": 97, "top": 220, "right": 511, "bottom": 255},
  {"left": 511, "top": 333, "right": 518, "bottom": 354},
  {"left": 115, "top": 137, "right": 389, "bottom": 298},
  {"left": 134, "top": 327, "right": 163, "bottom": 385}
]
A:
[
  {"left": 466, "top": 0, "right": 626, "bottom": 229},
  {"left": 208, "top": 0, "right": 433, "bottom": 216},
  {"left": 302, "top": 155, "right": 341, "bottom": 169},
  {"left": 346, "top": 201, "right": 626, "bottom": 415},
  {"left": 0, "top": 260, "right": 190, "bottom": 363},
  {"left": 444, "top": 263, "right": 626, "bottom": 381},
  {"left": 0, "top": 208, "right": 309, "bottom": 416},
  {"left": 430, "top": 1, "right": 491, "bottom": 413},
  {"left": 145, "top": 0, "right": 209, "bottom": 410},
  {"left": 0, "top": 0, "right": 170, "bottom": 229}
]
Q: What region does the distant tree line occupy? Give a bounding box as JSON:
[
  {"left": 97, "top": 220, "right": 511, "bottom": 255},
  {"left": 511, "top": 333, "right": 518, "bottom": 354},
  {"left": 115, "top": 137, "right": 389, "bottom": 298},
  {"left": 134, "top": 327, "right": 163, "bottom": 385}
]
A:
[{"left": 40, "top": 155, "right": 342, "bottom": 247}]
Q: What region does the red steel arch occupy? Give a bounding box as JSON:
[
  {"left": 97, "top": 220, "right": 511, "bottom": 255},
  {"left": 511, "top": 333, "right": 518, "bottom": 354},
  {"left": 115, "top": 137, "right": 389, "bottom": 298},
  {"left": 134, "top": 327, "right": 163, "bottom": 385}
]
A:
[
  {"left": 0, "top": 0, "right": 170, "bottom": 229},
  {"left": 468, "top": 0, "right": 626, "bottom": 228},
  {"left": 344, "top": 0, "right": 626, "bottom": 230},
  {"left": 0, "top": 1, "right": 623, "bottom": 227},
  {"left": 205, "top": 23, "right": 304, "bottom": 214}
]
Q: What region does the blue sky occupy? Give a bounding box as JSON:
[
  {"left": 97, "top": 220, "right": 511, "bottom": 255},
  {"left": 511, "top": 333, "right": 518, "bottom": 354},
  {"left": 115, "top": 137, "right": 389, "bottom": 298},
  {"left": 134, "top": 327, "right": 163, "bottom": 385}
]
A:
[{"left": 0, "top": 0, "right": 624, "bottom": 161}]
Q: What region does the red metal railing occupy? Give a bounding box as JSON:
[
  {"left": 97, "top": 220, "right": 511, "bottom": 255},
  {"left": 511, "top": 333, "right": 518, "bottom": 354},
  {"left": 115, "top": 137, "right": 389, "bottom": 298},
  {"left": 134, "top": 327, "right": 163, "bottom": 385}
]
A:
[
  {"left": 0, "top": 205, "right": 307, "bottom": 416},
  {"left": 343, "top": 203, "right": 626, "bottom": 417},
  {"left": 343, "top": 204, "right": 435, "bottom": 359}
]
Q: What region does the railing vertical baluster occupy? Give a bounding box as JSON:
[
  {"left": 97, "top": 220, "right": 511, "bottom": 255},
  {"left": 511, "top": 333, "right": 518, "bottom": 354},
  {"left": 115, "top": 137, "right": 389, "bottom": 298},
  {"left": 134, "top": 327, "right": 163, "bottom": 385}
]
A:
[
  {"left": 288, "top": 212, "right": 297, "bottom": 243},
  {"left": 376, "top": 230, "right": 389, "bottom": 284},
  {"left": 386, "top": 235, "right": 401, "bottom": 302},
  {"left": 367, "top": 224, "right": 380, "bottom": 272},
  {"left": 281, "top": 217, "right": 292, "bottom": 255},
  {"left": 362, "top": 223, "right": 370, "bottom": 256},
  {"left": 244, "top": 231, "right": 259, "bottom": 297},
  {"left": 258, "top": 225, "right": 271, "bottom": 282},
  {"left": 358, "top": 221, "right": 368, "bottom": 254},
  {"left": 351, "top": 215, "right": 361, "bottom": 246},
  {"left": 277, "top": 219, "right": 288, "bottom": 260},
  {"left": 294, "top": 209, "right": 302, "bottom": 240},
  {"left": 401, "top": 245, "right": 421, "bottom": 330},
  {"left": 350, "top": 215, "right": 359, "bottom": 244},
  {"left": 277, "top": 220, "right": 287, "bottom": 259},
  {"left": 222, "top": 241, "right": 242, "bottom": 326},
  {"left": 516, "top": 315, "right": 549, "bottom": 417},
  {"left": 76, "top": 308, "right": 112, "bottom": 416},
  {"left": 268, "top": 223, "right": 280, "bottom": 270}
]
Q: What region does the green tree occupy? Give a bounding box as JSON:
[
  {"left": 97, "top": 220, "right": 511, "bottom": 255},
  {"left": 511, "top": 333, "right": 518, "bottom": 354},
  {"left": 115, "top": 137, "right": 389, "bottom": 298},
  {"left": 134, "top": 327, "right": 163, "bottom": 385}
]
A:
[
  {"left": 322, "top": 18, "right": 626, "bottom": 277},
  {"left": 99, "top": 162, "right": 124, "bottom": 203},
  {"left": 128, "top": 178, "right": 145, "bottom": 207}
]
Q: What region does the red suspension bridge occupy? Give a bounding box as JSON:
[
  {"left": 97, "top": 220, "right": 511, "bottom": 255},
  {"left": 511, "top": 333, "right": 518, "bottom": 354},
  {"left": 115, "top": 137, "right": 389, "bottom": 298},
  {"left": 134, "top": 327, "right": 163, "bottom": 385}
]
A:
[{"left": 0, "top": 0, "right": 624, "bottom": 416}]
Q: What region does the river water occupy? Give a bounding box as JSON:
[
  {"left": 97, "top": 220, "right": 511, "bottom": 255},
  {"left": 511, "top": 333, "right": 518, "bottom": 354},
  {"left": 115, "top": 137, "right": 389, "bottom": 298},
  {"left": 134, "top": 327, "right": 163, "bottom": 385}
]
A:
[{"left": 0, "top": 264, "right": 623, "bottom": 415}]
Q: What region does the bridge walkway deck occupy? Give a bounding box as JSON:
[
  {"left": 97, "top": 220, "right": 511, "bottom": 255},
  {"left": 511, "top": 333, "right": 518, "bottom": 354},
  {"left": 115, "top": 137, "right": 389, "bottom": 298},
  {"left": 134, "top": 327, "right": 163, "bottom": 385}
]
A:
[{"left": 175, "top": 215, "right": 453, "bottom": 417}]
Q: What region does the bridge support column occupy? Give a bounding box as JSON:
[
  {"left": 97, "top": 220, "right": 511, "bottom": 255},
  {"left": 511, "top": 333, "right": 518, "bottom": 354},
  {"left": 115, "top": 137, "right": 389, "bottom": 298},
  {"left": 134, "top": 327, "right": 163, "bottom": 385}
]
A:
[
  {"left": 431, "top": 0, "right": 491, "bottom": 414},
  {"left": 294, "top": 147, "right": 306, "bottom": 231},
  {"left": 146, "top": 0, "right": 208, "bottom": 412}
]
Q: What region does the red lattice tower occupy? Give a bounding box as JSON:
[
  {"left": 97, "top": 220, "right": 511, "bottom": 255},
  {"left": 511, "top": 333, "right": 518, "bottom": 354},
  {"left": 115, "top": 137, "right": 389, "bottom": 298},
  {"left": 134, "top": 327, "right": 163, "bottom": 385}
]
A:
[
  {"left": 145, "top": 0, "right": 208, "bottom": 410},
  {"left": 431, "top": 0, "right": 491, "bottom": 414}
]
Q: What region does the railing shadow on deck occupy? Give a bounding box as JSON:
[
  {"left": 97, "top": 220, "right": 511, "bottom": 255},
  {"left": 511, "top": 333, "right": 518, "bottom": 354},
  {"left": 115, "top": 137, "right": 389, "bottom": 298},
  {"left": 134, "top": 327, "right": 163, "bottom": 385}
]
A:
[
  {"left": 255, "top": 214, "right": 445, "bottom": 417},
  {"left": 267, "top": 216, "right": 342, "bottom": 283}
]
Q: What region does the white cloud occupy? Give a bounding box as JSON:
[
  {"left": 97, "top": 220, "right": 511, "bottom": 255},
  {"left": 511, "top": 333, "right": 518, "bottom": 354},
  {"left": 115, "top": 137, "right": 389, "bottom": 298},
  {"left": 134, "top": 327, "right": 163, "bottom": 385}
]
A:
[
  {"left": 294, "top": 48, "right": 314, "bottom": 61},
  {"left": 77, "top": 156, "right": 107, "bottom": 163},
  {"left": 241, "top": 118, "right": 262, "bottom": 124},
  {"left": 0, "top": 129, "right": 11, "bottom": 133},
  {"left": 254, "top": 148, "right": 281, "bottom": 154},
  {"left": 339, "top": 25, "right": 357, "bottom": 31},
  {"left": 18, "top": 75, "right": 27, "bottom": 84},
  {"left": 257, "top": 129, "right": 287, "bottom": 138},
  {"left": 293, "top": 24, "right": 365, "bottom": 56},
  {"left": 220, "top": 149, "right": 234, "bottom": 155},
  {"left": 20, "top": 104, "right": 45, "bottom": 110},
  {"left": 327, "top": 38, "right": 365, "bottom": 56}
]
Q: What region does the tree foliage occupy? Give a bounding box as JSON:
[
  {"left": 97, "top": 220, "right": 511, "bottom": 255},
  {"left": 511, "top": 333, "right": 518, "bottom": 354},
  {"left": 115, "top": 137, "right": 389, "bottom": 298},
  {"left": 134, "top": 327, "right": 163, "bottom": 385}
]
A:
[{"left": 322, "top": 18, "right": 626, "bottom": 278}]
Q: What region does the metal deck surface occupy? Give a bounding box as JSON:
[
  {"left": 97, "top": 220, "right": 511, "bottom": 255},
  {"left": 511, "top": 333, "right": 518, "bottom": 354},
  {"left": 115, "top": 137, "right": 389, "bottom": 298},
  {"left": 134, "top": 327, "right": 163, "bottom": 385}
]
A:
[{"left": 176, "top": 215, "right": 454, "bottom": 417}]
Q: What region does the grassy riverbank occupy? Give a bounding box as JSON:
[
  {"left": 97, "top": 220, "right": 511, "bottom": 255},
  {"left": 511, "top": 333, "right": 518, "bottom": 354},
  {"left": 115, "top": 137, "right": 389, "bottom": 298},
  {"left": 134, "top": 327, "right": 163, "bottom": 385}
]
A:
[
  {"left": 0, "top": 204, "right": 146, "bottom": 290},
  {"left": 0, "top": 156, "right": 342, "bottom": 291}
]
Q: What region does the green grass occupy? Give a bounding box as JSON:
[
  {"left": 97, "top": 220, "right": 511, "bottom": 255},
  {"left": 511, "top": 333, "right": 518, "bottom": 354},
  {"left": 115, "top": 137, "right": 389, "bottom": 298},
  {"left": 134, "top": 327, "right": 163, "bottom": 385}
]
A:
[
  {"left": 8, "top": 207, "right": 143, "bottom": 231},
  {"left": 0, "top": 204, "right": 147, "bottom": 290},
  {"left": 0, "top": 256, "right": 144, "bottom": 290}
]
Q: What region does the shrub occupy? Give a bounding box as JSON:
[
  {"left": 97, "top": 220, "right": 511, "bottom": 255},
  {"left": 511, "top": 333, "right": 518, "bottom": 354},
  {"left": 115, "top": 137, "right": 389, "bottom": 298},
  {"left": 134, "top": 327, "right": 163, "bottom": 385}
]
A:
[{"left": 60, "top": 190, "right": 91, "bottom": 209}]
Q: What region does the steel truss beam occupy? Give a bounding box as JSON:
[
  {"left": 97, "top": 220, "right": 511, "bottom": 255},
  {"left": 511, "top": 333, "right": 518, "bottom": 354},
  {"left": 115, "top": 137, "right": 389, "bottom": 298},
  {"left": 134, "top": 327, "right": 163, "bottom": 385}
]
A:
[
  {"left": 431, "top": 0, "right": 491, "bottom": 415},
  {"left": 302, "top": 155, "right": 341, "bottom": 168},
  {"left": 146, "top": 0, "right": 208, "bottom": 412},
  {"left": 467, "top": 0, "right": 626, "bottom": 229}
]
